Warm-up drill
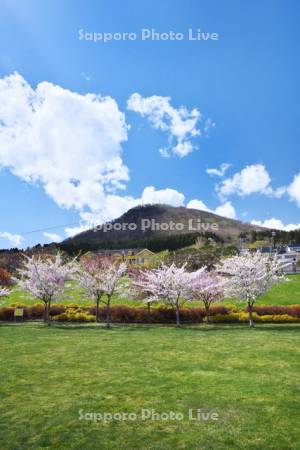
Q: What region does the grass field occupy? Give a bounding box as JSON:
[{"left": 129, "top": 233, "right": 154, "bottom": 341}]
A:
[
  {"left": 0, "top": 323, "right": 300, "bottom": 449},
  {"left": 3, "top": 275, "right": 300, "bottom": 308}
]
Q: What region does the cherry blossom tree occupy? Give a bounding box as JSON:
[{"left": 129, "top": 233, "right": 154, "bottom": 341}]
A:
[
  {"left": 73, "top": 256, "right": 105, "bottom": 322},
  {"left": 100, "top": 261, "right": 127, "bottom": 328},
  {"left": 73, "top": 256, "right": 122, "bottom": 324},
  {"left": 218, "top": 253, "right": 286, "bottom": 327},
  {"left": 0, "top": 287, "right": 9, "bottom": 298},
  {"left": 16, "top": 253, "right": 73, "bottom": 325},
  {"left": 133, "top": 264, "right": 191, "bottom": 327},
  {"left": 128, "top": 268, "right": 153, "bottom": 322},
  {"left": 190, "top": 269, "right": 223, "bottom": 323},
  {"left": 0, "top": 287, "right": 9, "bottom": 308},
  {"left": 0, "top": 286, "right": 10, "bottom": 305}
]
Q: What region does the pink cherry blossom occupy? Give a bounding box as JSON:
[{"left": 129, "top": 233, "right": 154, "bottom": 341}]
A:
[
  {"left": 16, "top": 253, "right": 73, "bottom": 325},
  {"left": 190, "top": 269, "right": 223, "bottom": 322},
  {"left": 133, "top": 263, "right": 192, "bottom": 326},
  {"left": 217, "top": 253, "right": 286, "bottom": 327},
  {"left": 72, "top": 257, "right": 127, "bottom": 327}
]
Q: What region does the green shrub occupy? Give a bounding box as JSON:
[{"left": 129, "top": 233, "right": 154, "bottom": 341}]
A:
[
  {"left": 255, "top": 314, "right": 299, "bottom": 323},
  {"left": 211, "top": 312, "right": 300, "bottom": 324},
  {"left": 211, "top": 313, "right": 240, "bottom": 323},
  {"left": 52, "top": 312, "right": 69, "bottom": 322},
  {"left": 52, "top": 307, "right": 94, "bottom": 322}
]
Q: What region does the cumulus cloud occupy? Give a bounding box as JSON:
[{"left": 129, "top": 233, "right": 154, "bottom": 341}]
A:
[
  {"left": 43, "top": 232, "right": 61, "bottom": 243},
  {"left": 214, "top": 201, "right": 237, "bottom": 219},
  {"left": 82, "top": 186, "right": 184, "bottom": 223},
  {"left": 127, "top": 93, "right": 212, "bottom": 157},
  {"left": 0, "top": 74, "right": 196, "bottom": 240},
  {"left": 187, "top": 199, "right": 236, "bottom": 219},
  {"left": 287, "top": 173, "right": 300, "bottom": 207},
  {"left": 251, "top": 218, "right": 300, "bottom": 231},
  {"left": 65, "top": 186, "right": 186, "bottom": 236},
  {"left": 216, "top": 163, "right": 290, "bottom": 201},
  {"left": 141, "top": 186, "right": 184, "bottom": 206},
  {"left": 216, "top": 163, "right": 300, "bottom": 207},
  {"left": 217, "top": 164, "right": 273, "bottom": 198},
  {"left": 186, "top": 199, "right": 212, "bottom": 212},
  {"left": 206, "top": 163, "right": 231, "bottom": 177},
  {"left": 0, "top": 72, "right": 129, "bottom": 213},
  {"left": 0, "top": 231, "right": 23, "bottom": 247}
]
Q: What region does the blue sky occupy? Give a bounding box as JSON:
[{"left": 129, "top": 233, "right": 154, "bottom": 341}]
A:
[{"left": 0, "top": 0, "right": 299, "bottom": 248}]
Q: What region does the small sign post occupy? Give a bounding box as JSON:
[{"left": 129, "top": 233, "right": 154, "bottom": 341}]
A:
[{"left": 14, "top": 308, "right": 24, "bottom": 322}]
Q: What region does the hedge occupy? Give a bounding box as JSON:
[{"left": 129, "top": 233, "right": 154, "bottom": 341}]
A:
[{"left": 1, "top": 303, "right": 300, "bottom": 324}]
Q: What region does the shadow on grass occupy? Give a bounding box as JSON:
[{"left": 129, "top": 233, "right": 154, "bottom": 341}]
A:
[
  {"left": 50, "top": 323, "right": 300, "bottom": 334},
  {"left": 1, "top": 321, "right": 300, "bottom": 333},
  {"left": 246, "top": 324, "right": 300, "bottom": 333}
]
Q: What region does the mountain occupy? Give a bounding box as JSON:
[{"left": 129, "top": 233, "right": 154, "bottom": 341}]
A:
[{"left": 59, "top": 204, "right": 267, "bottom": 254}]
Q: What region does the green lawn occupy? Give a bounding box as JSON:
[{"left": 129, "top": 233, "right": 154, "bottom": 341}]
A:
[
  {"left": 3, "top": 275, "right": 300, "bottom": 308},
  {"left": 0, "top": 323, "right": 300, "bottom": 449}
]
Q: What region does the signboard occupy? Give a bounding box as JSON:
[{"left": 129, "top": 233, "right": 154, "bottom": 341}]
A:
[{"left": 14, "top": 308, "right": 24, "bottom": 318}]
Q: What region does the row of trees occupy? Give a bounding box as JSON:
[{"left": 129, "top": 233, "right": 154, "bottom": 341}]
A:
[
  {"left": 132, "top": 253, "right": 285, "bottom": 327},
  {"left": 0, "top": 253, "right": 286, "bottom": 328}
]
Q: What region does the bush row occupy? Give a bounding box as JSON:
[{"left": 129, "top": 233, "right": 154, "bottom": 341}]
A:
[
  {"left": 1, "top": 303, "right": 300, "bottom": 323},
  {"left": 211, "top": 312, "right": 300, "bottom": 324},
  {"left": 252, "top": 305, "right": 300, "bottom": 317}
]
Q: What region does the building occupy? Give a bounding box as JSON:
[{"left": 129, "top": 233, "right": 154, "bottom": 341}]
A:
[
  {"left": 287, "top": 244, "right": 300, "bottom": 253},
  {"left": 257, "top": 246, "right": 276, "bottom": 255},
  {"left": 277, "top": 252, "right": 298, "bottom": 272},
  {"left": 96, "top": 248, "right": 155, "bottom": 266}
]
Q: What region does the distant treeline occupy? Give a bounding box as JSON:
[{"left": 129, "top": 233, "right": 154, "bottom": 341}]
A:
[
  {"left": 59, "top": 232, "right": 224, "bottom": 255},
  {"left": 247, "top": 229, "right": 300, "bottom": 244}
]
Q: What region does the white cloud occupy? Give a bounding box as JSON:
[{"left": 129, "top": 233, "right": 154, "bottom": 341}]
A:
[
  {"left": 217, "top": 164, "right": 272, "bottom": 198},
  {"left": 287, "top": 173, "right": 300, "bottom": 207},
  {"left": 186, "top": 199, "right": 212, "bottom": 212},
  {"left": 187, "top": 199, "right": 236, "bottom": 219},
  {"left": 206, "top": 163, "right": 231, "bottom": 177},
  {"left": 81, "top": 186, "right": 185, "bottom": 223},
  {"left": 141, "top": 186, "right": 184, "bottom": 206},
  {"left": 251, "top": 218, "right": 300, "bottom": 231},
  {"left": 0, "top": 231, "right": 23, "bottom": 247},
  {"left": 43, "top": 232, "right": 61, "bottom": 243},
  {"left": 127, "top": 93, "right": 212, "bottom": 157},
  {"left": 214, "top": 201, "right": 237, "bottom": 219},
  {"left": 0, "top": 74, "right": 194, "bottom": 240},
  {"left": 0, "top": 72, "right": 129, "bottom": 213},
  {"left": 65, "top": 186, "right": 186, "bottom": 236},
  {"left": 64, "top": 225, "right": 90, "bottom": 238},
  {"left": 217, "top": 163, "right": 288, "bottom": 201}
]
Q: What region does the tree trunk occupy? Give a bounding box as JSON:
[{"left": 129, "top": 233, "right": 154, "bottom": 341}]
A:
[
  {"left": 44, "top": 301, "right": 51, "bottom": 326},
  {"left": 248, "top": 302, "right": 255, "bottom": 328},
  {"left": 204, "top": 303, "right": 210, "bottom": 323},
  {"left": 43, "top": 302, "right": 48, "bottom": 324},
  {"left": 175, "top": 305, "right": 181, "bottom": 327},
  {"left": 96, "top": 297, "right": 100, "bottom": 323},
  {"left": 105, "top": 297, "right": 111, "bottom": 329},
  {"left": 147, "top": 302, "right": 151, "bottom": 323}
]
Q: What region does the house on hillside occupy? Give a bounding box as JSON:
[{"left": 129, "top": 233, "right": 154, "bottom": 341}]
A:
[
  {"left": 96, "top": 248, "right": 155, "bottom": 266},
  {"left": 277, "top": 252, "right": 298, "bottom": 273},
  {"left": 287, "top": 243, "right": 300, "bottom": 253},
  {"left": 257, "top": 246, "right": 275, "bottom": 254}
]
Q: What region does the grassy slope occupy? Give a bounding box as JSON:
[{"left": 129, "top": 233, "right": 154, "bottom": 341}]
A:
[
  {"left": 3, "top": 275, "right": 300, "bottom": 308},
  {"left": 0, "top": 323, "right": 300, "bottom": 449}
]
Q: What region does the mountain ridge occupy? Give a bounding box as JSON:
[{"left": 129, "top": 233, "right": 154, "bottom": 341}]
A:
[{"left": 59, "top": 204, "right": 267, "bottom": 253}]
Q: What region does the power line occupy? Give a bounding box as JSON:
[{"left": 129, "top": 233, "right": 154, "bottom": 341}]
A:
[{"left": 16, "top": 222, "right": 84, "bottom": 236}]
